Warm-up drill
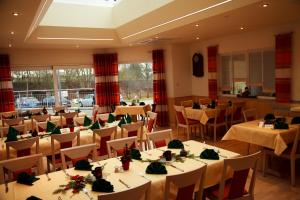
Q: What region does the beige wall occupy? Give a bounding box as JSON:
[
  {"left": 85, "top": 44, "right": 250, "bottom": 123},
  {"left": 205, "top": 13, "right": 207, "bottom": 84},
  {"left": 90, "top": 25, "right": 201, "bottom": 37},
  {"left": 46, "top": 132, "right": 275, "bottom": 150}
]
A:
[{"left": 190, "top": 22, "right": 300, "bottom": 101}]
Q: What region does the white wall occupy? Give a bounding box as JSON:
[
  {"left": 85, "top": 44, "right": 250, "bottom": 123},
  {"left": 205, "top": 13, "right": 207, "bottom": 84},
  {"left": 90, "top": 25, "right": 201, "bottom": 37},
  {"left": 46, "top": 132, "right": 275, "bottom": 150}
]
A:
[{"left": 190, "top": 22, "right": 300, "bottom": 101}]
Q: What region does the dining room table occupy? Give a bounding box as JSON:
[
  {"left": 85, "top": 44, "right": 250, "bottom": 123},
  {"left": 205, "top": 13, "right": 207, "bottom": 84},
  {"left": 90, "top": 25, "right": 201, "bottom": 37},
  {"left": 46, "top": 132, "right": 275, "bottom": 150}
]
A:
[
  {"left": 222, "top": 119, "right": 299, "bottom": 155},
  {"left": 184, "top": 107, "right": 216, "bottom": 125},
  {"left": 0, "top": 121, "right": 149, "bottom": 161},
  {"left": 114, "top": 105, "right": 151, "bottom": 117},
  {"left": 0, "top": 140, "right": 239, "bottom": 200}
]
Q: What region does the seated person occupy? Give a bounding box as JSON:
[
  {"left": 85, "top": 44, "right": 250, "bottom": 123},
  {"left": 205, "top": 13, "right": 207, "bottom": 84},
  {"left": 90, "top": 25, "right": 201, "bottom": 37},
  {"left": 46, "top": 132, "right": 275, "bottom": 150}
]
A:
[{"left": 242, "top": 87, "right": 250, "bottom": 97}]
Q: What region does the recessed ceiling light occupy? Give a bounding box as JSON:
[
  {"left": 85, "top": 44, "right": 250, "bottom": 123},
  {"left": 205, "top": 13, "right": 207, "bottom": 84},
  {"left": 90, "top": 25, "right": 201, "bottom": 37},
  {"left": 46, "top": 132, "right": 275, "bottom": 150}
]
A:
[
  {"left": 261, "top": 3, "right": 269, "bottom": 8},
  {"left": 240, "top": 27, "right": 245, "bottom": 30},
  {"left": 155, "top": 36, "right": 159, "bottom": 39},
  {"left": 12, "top": 12, "right": 19, "bottom": 16},
  {"left": 10, "top": 31, "right": 15, "bottom": 35},
  {"left": 196, "top": 37, "right": 200, "bottom": 40},
  {"left": 122, "top": 0, "right": 232, "bottom": 39},
  {"left": 37, "top": 37, "right": 114, "bottom": 41},
  {"left": 8, "top": 44, "right": 12, "bottom": 47},
  {"left": 195, "top": 24, "right": 199, "bottom": 27}
]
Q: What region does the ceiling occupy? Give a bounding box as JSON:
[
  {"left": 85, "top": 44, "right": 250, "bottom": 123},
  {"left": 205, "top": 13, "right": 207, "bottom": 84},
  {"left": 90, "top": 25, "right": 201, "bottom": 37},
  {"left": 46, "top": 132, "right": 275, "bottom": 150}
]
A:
[{"left": 1, "top": 0, "right": 300, "bottom": 49}]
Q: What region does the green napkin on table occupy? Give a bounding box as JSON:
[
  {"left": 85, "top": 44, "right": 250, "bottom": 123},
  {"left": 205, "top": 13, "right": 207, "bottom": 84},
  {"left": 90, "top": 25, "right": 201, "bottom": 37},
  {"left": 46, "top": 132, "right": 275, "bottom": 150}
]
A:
[
  {"left": 46, "top": 121, "right": 56, "bottom": 132},
  {"left": 83, "top": 116, "right": 92, "bottom": 126},
  {"left": 51, "top": 127, "right": 61, "bottom": 134},
  {"left": 274, "top": 121, "right": 289, "bottom": 129},
  {"left": 26, "top": 196, "right": 42, "bottom": 200},
  {"left": 74, "top": 159, "right": 93, "bottom": 171},
  {"left": 92, "top": 178, "right": 114, "bottom": 192},
  {"left": 118, "top": 117, "right": 127, "bottom": 127},
  {"left": 192, "top": 102, "right": 200, "bottom": 109},
  {"left": 125, "top": 114, "right": 132, "bottom": 123},
  {"left": 146, "top": 162, "right": 167, "bottom": 174},
  {"left": 17, "top": 172, "right": 40, "bottom": 186},
  {"left": 291, "top": 117, "right": 300, "bottom": 124},
  {"left": 130, "top": 148, "right": 141, "bottom": 160},
  {"left": 90, "top": 121, "right": 100, "bottom": 130},
  {"left": 168, "top": 139, "right": 184, "bottom": 149},
  {"left": 5, "top": 126, "right": 18, "bottom": 142},
  {"left": 107, "top": 113, "right": 116, "bottom": 123},
  {"left": 200, "top": 149, "right": 219, "bottom": 160}
]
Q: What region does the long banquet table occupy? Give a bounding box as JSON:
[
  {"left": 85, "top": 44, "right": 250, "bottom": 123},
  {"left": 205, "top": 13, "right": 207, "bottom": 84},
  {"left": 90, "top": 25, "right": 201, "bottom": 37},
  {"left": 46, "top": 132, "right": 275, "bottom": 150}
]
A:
[
  {"left": 185, "top": 107, "right": 216, "bottom": 125},
  {"left": 0, "top": 122, "right": 148, "bottom": 161},
  {"left": 114, "top": 105, "right": 151, "bottom": 116},
  {"left": 0, "top": 140, "right": 239, "bottom": 200},
  {"left": 222, "top": 120, "right": 299, "bottom": 155}
]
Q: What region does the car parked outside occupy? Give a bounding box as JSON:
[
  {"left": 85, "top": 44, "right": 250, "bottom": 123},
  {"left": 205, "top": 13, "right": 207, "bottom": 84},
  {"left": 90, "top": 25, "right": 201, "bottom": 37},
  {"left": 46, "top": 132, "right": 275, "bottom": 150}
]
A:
[
  {"left": 79, "top": 94, "right": 94, "bottom": 107},
  {"left": 17, "top": 97, "right": 40, "bottom": 108},
  {"left": 42, "top": 96, "right": 70, "bottom": 106}
]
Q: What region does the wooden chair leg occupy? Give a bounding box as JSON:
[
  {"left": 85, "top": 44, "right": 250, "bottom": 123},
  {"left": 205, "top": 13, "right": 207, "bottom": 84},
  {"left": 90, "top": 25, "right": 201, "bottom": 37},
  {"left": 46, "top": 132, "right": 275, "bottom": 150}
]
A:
[
  {"left": 213, "top": 126, "right": 217, "bottom": 143},
  {"left": 187, "top": 127, "right": 190, "bottom": 141},
  {"left": 262, "top": 150, "right": 267, "bottom": 177},
  {"left": 291, "top": 158, "right": 295, "bottom": 186}
]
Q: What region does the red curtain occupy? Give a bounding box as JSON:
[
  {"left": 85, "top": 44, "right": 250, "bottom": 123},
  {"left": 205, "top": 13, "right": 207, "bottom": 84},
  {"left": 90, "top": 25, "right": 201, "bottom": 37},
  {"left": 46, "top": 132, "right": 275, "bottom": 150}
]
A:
[
  {"left": 207, "top": 45, "right": 218, "bottom": 100},
  {"left": 93, "top": 53, "right": 120, "bottom": 113},
  {"left": 0, "top": 55, "right": 15, "bottom": 112},
  {"left": 275, "top": 32, "right": 292, "bottom": 103},
  {"left": 152, "top": 49, "right": 169, "bottom": 126}
]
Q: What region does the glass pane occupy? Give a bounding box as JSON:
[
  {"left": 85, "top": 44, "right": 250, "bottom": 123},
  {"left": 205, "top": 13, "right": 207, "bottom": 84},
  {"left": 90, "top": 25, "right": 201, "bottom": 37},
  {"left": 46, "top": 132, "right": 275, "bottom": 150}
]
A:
[
  {"left": 249, "top": 52, "right": 262, "bottom": 86},
  {"left": 118, "top": 63, "right": 153, "bottom": 105},
  {"left": 220, "top": 56, "right": 232, "bottom": 91},
  {"left": 233, "top": 54, "right": 247, "bottom": 79},
  {"left": 12, "top": 70, "right": 54, "bottom": 110},
  {"left": 263, "top": 50, "right": 275, "bottom": 92}
]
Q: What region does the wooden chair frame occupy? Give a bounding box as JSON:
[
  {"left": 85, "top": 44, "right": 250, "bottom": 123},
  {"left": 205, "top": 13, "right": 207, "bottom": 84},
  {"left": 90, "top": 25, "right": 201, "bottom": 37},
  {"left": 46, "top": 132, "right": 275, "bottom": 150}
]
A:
[
  {"left": 93, "top": 126, "right": 117, "bottom": 158},
  {"left": 0, "top": 111, "right": 18, "bottom": 121},
  {"left": 146, "top": 129, "right": 173, "bottom": 150},
  {"left": 145, "top": 111, "right": 158, "bottom": 133},
  {"left": 207, "top": 105, "right": 228, "bottom": 143},
  {"left": 6, "top": 136, "right": 39, "bottom": 159},
  {"left": 106, "top": 136, "right": 138, "bottom": 158},
  {"left": 181, "top": 100, "right": 193, "bottom": 107},
  {"left": 59, "top": 112, "right": 78, "bottom": 127},
  {"left": 53, "top": 105, "right": 68, "bottom": 113},
  {"left": 0, "top": 125, "right": 27, "bottom": 138},
  {"left": 242, "top": 108, "right": 257, "bottom": 122},
  {"left": 35, "top": 121, "right": 57, "bottom": 133},
  {"left": 2, "top": 117, "right": 24, "bottom": 127}
]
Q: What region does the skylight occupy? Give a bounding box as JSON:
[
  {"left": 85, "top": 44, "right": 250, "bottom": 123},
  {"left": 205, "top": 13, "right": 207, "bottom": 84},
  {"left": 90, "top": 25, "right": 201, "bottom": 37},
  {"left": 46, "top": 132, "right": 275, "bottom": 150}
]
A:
[{"left": 54, "top": 0, "right": 122, "bottom": 7}]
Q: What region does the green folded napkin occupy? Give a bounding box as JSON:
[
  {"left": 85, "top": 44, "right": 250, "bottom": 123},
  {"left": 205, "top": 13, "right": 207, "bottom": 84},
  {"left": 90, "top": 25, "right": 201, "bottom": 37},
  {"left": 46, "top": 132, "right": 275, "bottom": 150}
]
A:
[
  {"left": 146, "top": 162, "right": 167, "bottom": 174},
  {"left": 83, "top": 116, "right": 92, "bottom": 126},
  {"left": 274, "top": 121, "right": 289, "bottom": 129},
  {"left": 5, "top": 126, "right": 18, "bottom": 142},
  {"left": 264, "top": 113, "right": 275, "bottom": 121},
  {"left": 192, "top": 102, "right": 200, "bottom": 109},
  {"left": 107, "top": 113, "right": 116, "bottom": 123},
  {"left": 26, "top": 196, "right": 42, "bottom": 200},
  {"left": 200, "top": 149, "right": 219, "bottom": 160},
  {"left": 17, "top": 172, "right": 40, "bottom": 186},
  {"left": 291, "top": 117, "right": 300, "bottom": 124},
  {"left": 168, "top": 139, "right": 184, "bottom": 149},
  {"left": 130, "top": 148, "right": 141, "bottom": 160},
  {"left": 92, "top": 178, "right": 114, "bottom": 192},
  {"left": 90, "top": 121, "right": 100, "bottom": 130},
  {"left": 74, "top": 159, "right": 93, "bottom": 171},
  {"left": 51, "top": 127, "right": 61, "bottom": 134},
  {"left": 46, "top": 121, "right": 56, "bottom": 132},
  {"left": 125, "top": 114, "right": 132, "bottom": 124},
  {"left": 118, "top": 117, "right": 127, "bottom": 127}
]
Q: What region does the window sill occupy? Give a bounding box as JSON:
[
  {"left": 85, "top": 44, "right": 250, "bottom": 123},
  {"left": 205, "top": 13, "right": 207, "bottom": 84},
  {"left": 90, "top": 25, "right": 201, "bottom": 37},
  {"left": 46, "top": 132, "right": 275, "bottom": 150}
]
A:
[{"left": 257, "top": 96, "right": 276, "bottom": 100}]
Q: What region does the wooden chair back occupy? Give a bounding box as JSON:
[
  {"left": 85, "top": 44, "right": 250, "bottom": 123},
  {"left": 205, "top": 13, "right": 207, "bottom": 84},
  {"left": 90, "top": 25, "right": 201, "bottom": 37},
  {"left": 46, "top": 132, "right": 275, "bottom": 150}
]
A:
[
  {"left": 0, "top": 111, "right": 18, "bottom": 120},
  {"left": 60, "top": 143, "right": 97, "bottom": 169},
  {"left": 2, "top": 117, "right": 24, "bottom": 127},
  {"left": 0, "top": 153, "right": 44, "bottom": 184},
  {"left": 107, "top": 136, "right": 138, "bottom": 158},
  {"left": 231, "top": 101, "right": 245, "bottom": 124},
  {"left": 0, "top": 125, "right": 27, "bottom": 138},
  {"left": 35, "top": 121, "right": 57, "bottom": 133},
  {"left": 93, "top": 126, "right": 117, "bottom": 157},
  {"left": 60, "top": 112, "right": 78, "bottom": 127},
  {"left": 73, "top": 116, "right": 85, "bottom": 126},
  {"left": 29, "top": 108, "right": 43, "bottom": 115},
  {"left": 174, "top": 105, "right": 188, "bottom": 125},
  {"left": 6, "top": 137, "right": 39, "bottom": 159},
  {"left": 213, "top": 105, "right": 228, "bottom": 125},
  {"left": 53, "top": 105, "right": 68, "bottom": 113},
  {"left": 31, "top": 114, "right": 50, "bottom": 131},
  {"left": 218, "top": 151, "right": 261, "bottom": 200},
  {"left": 181, "top": 100, "right": 193, "bottom": 108},
  {"left": 121, "top": 121, "right": 144, "bottom": 138},
  {"left": 146, "top": 111, "right": 157, "bottom": 132},
  {"left": 199, "top": 98, "right": 211, "bottom": 105},
  {"left": 99, "top": 181, "right": 151, "bottom": 200},
  {"left": 146, "top": 129, "right": 173, "bottom": 149},
  {"left": 96, "top": 113, "right": 109, "bottom": 122},
  {"left": 165, "top": 165, "right": 207, "bottom": 200},
  {"left": 243, "top": 108, "right": 257, "bottom": 122}
]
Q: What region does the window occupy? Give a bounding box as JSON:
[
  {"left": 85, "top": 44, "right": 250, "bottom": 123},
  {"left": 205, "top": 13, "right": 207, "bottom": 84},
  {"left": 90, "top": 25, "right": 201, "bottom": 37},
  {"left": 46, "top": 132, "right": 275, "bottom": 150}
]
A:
[
  {"left": 12, "top": 69, "right": 54, "bottom": 109},
  {"left": 118, "top": 63, "right": 153, "bottom": 104},
  {"left": 219, "top": 49, "right": 275, "bottom": 96}
]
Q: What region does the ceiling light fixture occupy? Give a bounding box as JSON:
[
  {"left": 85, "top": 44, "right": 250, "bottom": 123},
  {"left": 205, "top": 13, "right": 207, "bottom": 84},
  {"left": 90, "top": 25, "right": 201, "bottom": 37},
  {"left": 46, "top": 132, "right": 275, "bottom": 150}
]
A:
[
  {"left": 10, "top": 31, "right": 15, "bottom": 35},
  {"left": 8, "top": 44, "right": 12, "bottom": 47},
  {"left": 196, "top": 37, "right": 200, "bottom": 40},
  {"left": 37, "top": 37, "right": 114, "bottom": 41},
  {"left": 261, "top": 3, "right": 269, "bottom": 8},
  {"left": 240, "top": 26, "right": 244, "bottom": 30},
  {"left": 12, "top": 12, "right": 19, "bottom": 16},
  {"left": 155, "top": 36, "right": 159, "bottom": 39},
  {"left": 122, "top": 0, "right": 232, "bottom": 39},
  {"left": 195, "top": 24, "right": 199, "bottom": 27}
]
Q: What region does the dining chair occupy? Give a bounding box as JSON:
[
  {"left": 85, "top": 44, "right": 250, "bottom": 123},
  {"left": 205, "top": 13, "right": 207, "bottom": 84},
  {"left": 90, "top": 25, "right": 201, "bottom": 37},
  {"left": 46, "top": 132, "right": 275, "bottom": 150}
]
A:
[
  {"left": 35, "top": 121, "right": 57, "bottom": 133},
  {"left": 199, "top": 98, "right": 211, "bottom": 105},
  {"left": 53, "top": 105, "right": 68, "bottom": 113},
  {"left": 60, "top": 143, "right": 97, "bottom": 170},
  {"left": 2, "top": 117, "right": 24, "bottom": 127},
  {"left": 93, "top": 126, "right": 117, "bottom": 158},
  {"left": 230, "top": 101, "right": 245, "bottom": 126},
  {"left": 29, "top": 108, "right": 43, "bottom": 115},
  {"left": 121, "top": 121, "right": 144, "bottom": 148},
  {"left": 60, "top": 112, "right": 78, "bottom": 128},
  {"left": 174, "top": 105, "right": 202, "bottom": 140},
  {"left": 107, "top": 136, "right": 138, "bottom": 158},
  {"left": 0, "top": 124, "right": 27, "bottom": 138},
  {"left": 0, "top": 153, "right": 44, "bottom": 184},
  {"left": 204, "top": 151, "right": 261, "bottom": 200},
  {"left": 146, "top": 129, "right": 173, "bottom": 149},
  {"left": 145, "top": 111, "right": 157, "bottom": 133},
  {"left": 73, "top": 116, "right": 85, "bottom": 126},
  {"left": 92, "top": 104, "right": 100, "bottom": 121},
  {"left": 6, "top": 136, "right": 39, "bottom": 159},
  {"left": 96, "top": 113, "right": 110, "bottom": 122},
  {"left": 31, "top": 114, "right": 50, "bottom": 131},
  {"left": 289, "top": 111, "right": 300, "bottom": 118},
  {"left": 47, "top": 130, "right": 80, "bottom": 172},
  {"left": 165, "top": 165, "right": 207, "bottom": 200},
  {"left": 181, "top": 100, "right": 193, "bottom": 107},
  {"left": 0, "top": 111, "right": 18, "bottom": 120},
  {"left": 243, "top": 108, "right": 257, "bottom": 122},
  {"left": 262, "top": 127, "right": 300, "bottom": 186},
  {"left": 206, "top": 105, "right": 228, "bottom": 143},
  {"left": 99, "top": 180, "right": 151, "bottom": 200}
]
